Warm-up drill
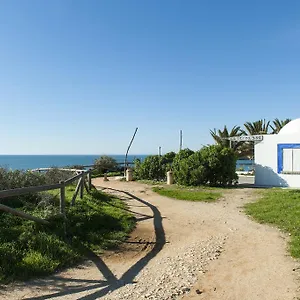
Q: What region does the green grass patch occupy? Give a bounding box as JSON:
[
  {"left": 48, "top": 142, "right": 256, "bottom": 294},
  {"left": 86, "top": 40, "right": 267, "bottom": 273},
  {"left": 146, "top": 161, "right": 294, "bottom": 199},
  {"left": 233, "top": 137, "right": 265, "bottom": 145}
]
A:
[
  {"left": 91, "top": 171, "right": 123, "bottom": 178},
  {"left": 138, "top": 180, "right": 164, "bottom": 185},
  {"left": 0, "top": 186, "right": 135, "bottom": 283},
  {"left": 244, "top": 189, "right": 300, "bottom": 258},
  {"left": 152, "top": 186, "right": 222, "bottom": 202}
]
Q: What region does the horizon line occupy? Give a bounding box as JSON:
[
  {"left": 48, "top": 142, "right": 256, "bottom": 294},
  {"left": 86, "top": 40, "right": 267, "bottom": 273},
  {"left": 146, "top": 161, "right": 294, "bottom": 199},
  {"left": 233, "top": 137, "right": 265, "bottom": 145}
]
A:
[{"left": 0, "top": 153, "right": 154, "bottom": 156}]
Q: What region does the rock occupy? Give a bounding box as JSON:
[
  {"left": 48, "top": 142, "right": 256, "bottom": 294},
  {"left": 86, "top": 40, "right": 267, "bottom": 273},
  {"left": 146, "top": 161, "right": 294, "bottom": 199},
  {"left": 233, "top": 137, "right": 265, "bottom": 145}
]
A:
[{"left": 196, "top": 289, "right": 203, "bottom": 294}]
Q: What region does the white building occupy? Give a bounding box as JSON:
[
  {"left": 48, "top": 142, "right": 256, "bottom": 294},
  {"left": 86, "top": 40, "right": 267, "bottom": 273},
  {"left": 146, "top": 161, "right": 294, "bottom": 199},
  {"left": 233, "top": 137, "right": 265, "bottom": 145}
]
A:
[{"left": 255, "top": 118, "right": 300, "bottom": 187}]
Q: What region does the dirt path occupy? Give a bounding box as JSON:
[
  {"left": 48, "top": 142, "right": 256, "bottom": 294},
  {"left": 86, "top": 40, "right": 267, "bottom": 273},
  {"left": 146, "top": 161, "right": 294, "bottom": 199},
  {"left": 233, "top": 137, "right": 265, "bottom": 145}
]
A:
[{"left": 1, "top": 180, "right": 299, "bottom": 300}]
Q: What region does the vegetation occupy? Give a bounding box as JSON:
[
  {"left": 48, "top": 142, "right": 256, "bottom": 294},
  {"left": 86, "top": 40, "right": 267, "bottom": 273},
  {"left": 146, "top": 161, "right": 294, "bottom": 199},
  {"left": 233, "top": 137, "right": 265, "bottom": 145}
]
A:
[
  {"left": 0, "top": 168, "right": 74, "bottom": 208},
  {"left": 210, "top": 118, "right": 291, "bottom": 159},
  {"left": 134, "top": 146, "right": 237, "bottom": 187},
  {"left": 91, "top": 171, "right": 123, "bottom": 178},
  {"left": 0, "top": 168, "right": 135, "bottom": 283},
  {"left": 137, "top": 180, "right": 165, "bottom": 185},
  {"left": 134, "top": 152, "right": 176, "bottom": 181},
  {"left": 94, "top": 155, "right": 118, "bottom": 174},
  {"left": 243, "top": 119, "right": 270, "bottom": 135},
  {"left": 270, "top": 118, "right": 292, "bottom": 134},
  {"left": 244, "top": 189, "right": 300, "bottom": 258},
  {"left": 210, "top": 125, "right": 243, "bottom": 151},
  {"left": 152, "top": 186, "right": 221, "bottom": 202},
  {"left": 173, "top": 145, "right": 238, "bottom": 187},
  {"left": 172, "top": 148, "right": 194, "bottom": 182}
]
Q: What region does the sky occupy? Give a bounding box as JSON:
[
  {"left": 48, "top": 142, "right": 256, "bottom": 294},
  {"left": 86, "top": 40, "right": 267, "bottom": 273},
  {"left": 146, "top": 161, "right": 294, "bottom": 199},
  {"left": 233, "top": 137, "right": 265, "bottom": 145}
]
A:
[{"left": 1, "top": 0, "right": 300, "bottom": 155}]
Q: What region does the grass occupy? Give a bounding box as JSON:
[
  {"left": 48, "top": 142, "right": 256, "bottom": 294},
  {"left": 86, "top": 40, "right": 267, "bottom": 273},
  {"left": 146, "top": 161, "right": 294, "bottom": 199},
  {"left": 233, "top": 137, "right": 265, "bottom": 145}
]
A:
[
  {"left": 91, "top": 171, "right": 123, "bottom": 178},
  {"left": 152, "top": 186, "right": 222, "bottom": 202},
  {"left": 0, "top": 186, "right": 135, "bottom": 283},
  {"left": 244, "top": 189, "right": 300, "bottom": 258},
  {"left": 138, "top": 179, "right": 164, "bottom": 185}
]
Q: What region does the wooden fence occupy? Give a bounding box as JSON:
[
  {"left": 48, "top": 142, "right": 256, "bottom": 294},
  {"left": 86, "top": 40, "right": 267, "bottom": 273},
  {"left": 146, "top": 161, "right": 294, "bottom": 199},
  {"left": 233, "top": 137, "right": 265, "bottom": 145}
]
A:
[{"left": 0, "top": 168, "right": 93, "bottom": 227}]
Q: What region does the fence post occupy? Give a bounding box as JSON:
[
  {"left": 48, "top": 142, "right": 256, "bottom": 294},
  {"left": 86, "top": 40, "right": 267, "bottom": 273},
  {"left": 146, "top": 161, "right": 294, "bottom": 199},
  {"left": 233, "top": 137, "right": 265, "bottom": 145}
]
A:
[
  {"left": 126, "top": 168, "right": 133, "bottom": 182},
  {"left": 87, "top": 169, "right": 92, "bottom": 190},
  {"left": 60, "top": 181, "right": 66, "bottom": 216},
  {"left": 60, "top": 181, "right": 67, "bottom": 236},
  {"left": 103, "top": 173, "right": 109, "bottom": 181},
  {"left": 167, "top": 171, "right": 174, "bottom": 185},
  {"left": 71, "top": 178, "right": 81, "bottom": 206},
  {"left": 80, "top": 171, "right": 84, "bottom": 199}
]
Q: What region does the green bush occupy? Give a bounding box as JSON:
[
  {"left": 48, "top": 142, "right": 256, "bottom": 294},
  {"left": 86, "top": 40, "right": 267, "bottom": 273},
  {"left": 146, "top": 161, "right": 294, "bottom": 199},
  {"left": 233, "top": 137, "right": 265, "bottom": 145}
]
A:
[
  {"left": 44, "top": 168, "right": 74, "bottom": 184},
  {"left": 174, "top": 145, "right": 238, "bottom": 187},
  {"left": 172, "top": 148, "right": 195, "bottom": 183},
  {"left": 134, "top": 152, "right": 176, "bottom": 181},
  {"left": 0, "top": 168, "right": 75, "bottom": 209},
  {"left": 0, "top": 168, "right": 46, "bottom": 191},
  {"left": 94, "top": 156, "right": 118, "bottom": 174}
]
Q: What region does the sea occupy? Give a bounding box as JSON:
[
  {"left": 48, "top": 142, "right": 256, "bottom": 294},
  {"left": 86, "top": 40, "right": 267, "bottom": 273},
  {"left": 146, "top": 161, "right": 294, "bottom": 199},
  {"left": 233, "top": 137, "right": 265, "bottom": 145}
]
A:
[
  {"left": 0, "top": 155, "right": 148, "bottom": 171},
  {"left": 0, "top": 155, "right": 253, "bottom": 172}
]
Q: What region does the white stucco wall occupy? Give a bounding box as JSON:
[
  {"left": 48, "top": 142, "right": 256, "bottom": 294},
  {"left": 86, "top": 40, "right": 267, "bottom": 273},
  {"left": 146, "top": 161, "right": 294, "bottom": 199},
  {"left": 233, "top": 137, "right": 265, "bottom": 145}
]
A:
[{"left": 255, "top": 134, "right": 300, "bottom": 187}]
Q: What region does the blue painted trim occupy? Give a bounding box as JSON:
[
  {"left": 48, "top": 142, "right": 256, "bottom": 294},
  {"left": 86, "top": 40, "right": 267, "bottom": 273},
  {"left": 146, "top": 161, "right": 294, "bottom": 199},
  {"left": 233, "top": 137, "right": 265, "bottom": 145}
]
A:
[{"left": 277, "top": 144, "right": 300, "bottom": 174}]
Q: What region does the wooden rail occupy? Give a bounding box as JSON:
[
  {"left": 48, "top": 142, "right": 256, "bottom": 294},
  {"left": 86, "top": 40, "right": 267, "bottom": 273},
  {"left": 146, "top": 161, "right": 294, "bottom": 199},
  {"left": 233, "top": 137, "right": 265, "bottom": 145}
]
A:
[
  {"left": 0, "top": 204, "right": 50, "bottom": 225},
  {"left": 0, "top": 183, "right": 62, "bottom": 199},
  {"left": 0, "top": 169, "right": 93, "bottom": 227}
]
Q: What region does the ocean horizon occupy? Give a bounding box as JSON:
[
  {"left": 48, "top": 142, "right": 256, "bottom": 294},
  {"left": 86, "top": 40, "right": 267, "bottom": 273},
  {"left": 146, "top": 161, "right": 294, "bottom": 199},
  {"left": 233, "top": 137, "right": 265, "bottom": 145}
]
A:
[{"left": 0, "top": 155, "right": 148, "bottom": 171}]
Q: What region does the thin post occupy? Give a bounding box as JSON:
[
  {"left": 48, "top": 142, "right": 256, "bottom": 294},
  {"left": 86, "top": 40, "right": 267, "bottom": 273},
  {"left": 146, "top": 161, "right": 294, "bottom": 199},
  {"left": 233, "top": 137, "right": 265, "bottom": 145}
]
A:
[
  {"left": 60, "top": 180, "right": 67, "bottom": 236},
  {"left": 59, "top": 181, "right": 66, "bottom": 216},
  {"left": 179, "top": 130, "right": 183, "bottom": 151},
  {"left": 80, "top": 171, "right": 84, "bottom": 199},
  {"left": 84, "top": 179, "right": 90, "bottom": 193},
  {"left": 71, "top": 178, "right": 82, "bottom": 206},
  {"left": 88, "top": 169, "right": 92, "bottom": 190},
  {"left": 124, "top": 127, "right": 138, "bottom": 176}
]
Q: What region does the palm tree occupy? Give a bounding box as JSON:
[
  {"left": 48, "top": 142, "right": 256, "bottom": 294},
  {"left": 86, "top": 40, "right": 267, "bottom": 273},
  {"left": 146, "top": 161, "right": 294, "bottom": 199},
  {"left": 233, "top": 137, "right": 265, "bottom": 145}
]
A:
[
  {"left": 210, "top": 125, "right": 243, "bottom": 152},
  {"left": 270, "top": 118, "right": 291, "bottom": 134},
  {"left": 240, "top": 119, "right": 270, "bottom": 160},
  {"left": 243, "top": 119, "right": 270, "bottom": 135}
]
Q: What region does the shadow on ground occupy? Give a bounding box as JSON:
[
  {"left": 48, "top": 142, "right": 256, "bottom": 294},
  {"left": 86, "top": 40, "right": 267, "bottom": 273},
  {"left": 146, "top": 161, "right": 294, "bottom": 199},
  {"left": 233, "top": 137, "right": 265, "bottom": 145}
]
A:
[{"left": 20, "top": 188, "right": 166, "bottom": 300}]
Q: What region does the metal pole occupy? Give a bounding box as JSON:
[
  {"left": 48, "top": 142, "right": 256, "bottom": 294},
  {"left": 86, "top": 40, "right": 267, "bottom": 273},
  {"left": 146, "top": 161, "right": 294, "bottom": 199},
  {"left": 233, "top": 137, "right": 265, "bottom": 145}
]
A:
[
  {"left": 124, "top": 127, "right": 138, "bottom": 176},
  {"left": 179, "top": 130, "right": 183, "bottom": 151}
]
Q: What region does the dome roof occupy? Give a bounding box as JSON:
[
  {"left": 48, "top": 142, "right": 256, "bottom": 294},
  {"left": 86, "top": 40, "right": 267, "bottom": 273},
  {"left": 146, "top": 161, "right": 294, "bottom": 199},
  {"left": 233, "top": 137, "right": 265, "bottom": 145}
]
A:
[{"left": 279, "top": 118, "right": 300, "bottom": 135}]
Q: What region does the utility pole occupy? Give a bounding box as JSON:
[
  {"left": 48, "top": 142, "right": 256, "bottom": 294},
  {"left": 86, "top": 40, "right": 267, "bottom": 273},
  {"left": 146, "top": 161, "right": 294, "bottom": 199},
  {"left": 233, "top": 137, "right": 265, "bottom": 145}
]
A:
[{"left": 179, "top": 130, "right": 183, "bottom": 151}]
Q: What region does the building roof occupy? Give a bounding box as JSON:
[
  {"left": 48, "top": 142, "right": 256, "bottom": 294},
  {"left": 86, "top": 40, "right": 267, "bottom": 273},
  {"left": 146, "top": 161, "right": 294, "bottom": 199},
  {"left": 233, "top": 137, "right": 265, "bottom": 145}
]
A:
[{"left": 279, "top": 118, "right": 300, "bottom": 135}]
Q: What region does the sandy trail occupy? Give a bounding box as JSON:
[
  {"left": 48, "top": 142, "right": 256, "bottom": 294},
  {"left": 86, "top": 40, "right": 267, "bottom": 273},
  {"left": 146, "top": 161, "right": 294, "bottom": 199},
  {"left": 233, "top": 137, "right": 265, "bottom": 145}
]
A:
[{"left": 1, "top": 179, "right": 299, "bottom": 300}]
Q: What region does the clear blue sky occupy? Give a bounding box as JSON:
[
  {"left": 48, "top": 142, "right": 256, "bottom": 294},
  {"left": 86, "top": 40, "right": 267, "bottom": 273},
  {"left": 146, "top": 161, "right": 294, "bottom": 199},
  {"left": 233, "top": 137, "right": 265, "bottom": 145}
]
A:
[{"left": 1, "top": 0, "right": 300, "bottom": 155}]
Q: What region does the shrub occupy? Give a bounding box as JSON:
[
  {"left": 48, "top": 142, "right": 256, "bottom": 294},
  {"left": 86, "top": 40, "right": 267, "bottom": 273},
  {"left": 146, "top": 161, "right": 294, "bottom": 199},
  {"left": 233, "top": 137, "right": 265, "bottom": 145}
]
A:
[
  {"left": 94, "top": 156, "right": 118, "bottom": 174},
  {"left": 134, "top": 155, "right": 164, "bottom": 180},
  {"left": 134, "top": 152, "right": 176, "bottom": 181},
  {"left": 43, "top": 168, "right": 74, "bottom": 184},
  {"left": 172, "top": 148, "right": 195, "bottom": 182},
  {"left": 174, "top": 145, "right": 238, "bottom": 187},
  {"left": 0, "top": 168, "right": 76, "bottom": 208},
  {"left": 0, "top": 168, "right": 46, "bottom": 191}
]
